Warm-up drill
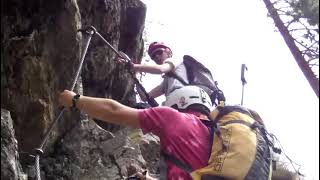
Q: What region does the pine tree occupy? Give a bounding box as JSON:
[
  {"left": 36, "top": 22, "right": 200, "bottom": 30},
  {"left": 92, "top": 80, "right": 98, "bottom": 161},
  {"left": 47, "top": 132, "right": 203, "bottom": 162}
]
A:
[{"left": 262, "top": 0, "right": 319, "bottom": 97}]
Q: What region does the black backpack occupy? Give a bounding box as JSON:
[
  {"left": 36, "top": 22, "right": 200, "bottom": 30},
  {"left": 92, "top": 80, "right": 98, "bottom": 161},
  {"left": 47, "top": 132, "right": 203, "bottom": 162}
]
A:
[{"left": 166, "top": 55, "right": 225, "bottom": 106}]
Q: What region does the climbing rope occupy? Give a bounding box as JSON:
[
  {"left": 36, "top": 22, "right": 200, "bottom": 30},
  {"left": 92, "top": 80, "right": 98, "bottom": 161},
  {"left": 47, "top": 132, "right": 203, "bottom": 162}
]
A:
[{"left": 32, "top": 26, "right": 157, "bottom": 179}]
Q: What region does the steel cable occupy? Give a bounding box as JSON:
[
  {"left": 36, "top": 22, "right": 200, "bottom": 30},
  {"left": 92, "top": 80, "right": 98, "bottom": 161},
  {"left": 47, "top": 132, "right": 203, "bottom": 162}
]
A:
[
  {"left": 32, "top": 25, "right": 156, "bottom": 179},
  {"left": 33, "top": 26, "right": 96, "bottom": 180}
]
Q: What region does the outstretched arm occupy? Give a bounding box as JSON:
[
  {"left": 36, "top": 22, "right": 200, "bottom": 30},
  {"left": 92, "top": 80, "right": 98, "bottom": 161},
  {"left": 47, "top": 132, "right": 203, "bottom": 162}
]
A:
[
  {"left": 133, "top": 62, "right": 174, "bottom": 74},
  {"left": 59, "top": 90, "right": 141, "bottom": 128}
]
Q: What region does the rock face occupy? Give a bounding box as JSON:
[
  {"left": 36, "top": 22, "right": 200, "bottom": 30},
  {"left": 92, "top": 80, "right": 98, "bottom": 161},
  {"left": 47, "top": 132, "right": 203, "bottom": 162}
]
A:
[
  {"left": 1, "top": 0, "right": 83, "bottom": 153},
  {"left": 36, "top": 119, "right": 160, "bottom": 179},
  {"left": 1, "top": 109, "right": 27, "bottom": 180},
  {"left": 1, "top": 0, "right": 160, "bottom": 179}
]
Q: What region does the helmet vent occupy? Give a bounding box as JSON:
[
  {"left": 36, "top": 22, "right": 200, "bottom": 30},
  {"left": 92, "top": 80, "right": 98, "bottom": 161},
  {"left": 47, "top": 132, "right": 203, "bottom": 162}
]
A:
[{"left": 189, "top": 96, "right": 199, "bottom": 99}]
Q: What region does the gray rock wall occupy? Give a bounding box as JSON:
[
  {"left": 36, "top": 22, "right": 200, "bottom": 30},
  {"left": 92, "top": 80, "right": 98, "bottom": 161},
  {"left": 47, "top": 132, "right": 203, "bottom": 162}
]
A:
[
  {"left": 1, "top": 109, "right": 27, "bottom": 180},
  {"left": 37, "top": 118, "right": 159, "bottom": 179},
  {"left": 1, "top": 0, "right": 145, "bottom": 153},
  {"left": 1, "top": 0, "right": 160, "bottom": 179},
  {"left": 1, "top": 0, "right": 83, "bottom": 152}
]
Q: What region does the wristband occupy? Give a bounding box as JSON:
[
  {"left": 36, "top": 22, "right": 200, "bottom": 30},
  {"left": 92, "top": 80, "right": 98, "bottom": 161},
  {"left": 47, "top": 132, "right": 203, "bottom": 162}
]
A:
[{"left": 71, "top": 94, "right": 80, "bottom": 110}]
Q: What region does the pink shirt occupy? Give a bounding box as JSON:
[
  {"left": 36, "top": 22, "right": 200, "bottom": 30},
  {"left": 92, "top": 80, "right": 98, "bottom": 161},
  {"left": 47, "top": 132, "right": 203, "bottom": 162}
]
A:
[{"left": 138, "top": 107, "right": 210, "bottom": 180}]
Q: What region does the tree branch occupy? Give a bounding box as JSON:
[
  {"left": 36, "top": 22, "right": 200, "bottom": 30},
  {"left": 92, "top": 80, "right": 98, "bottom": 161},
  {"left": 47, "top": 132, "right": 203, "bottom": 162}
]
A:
[
  {"left": 263, "top": 0, "right": 319, "bottom": 97},
  {"left": 295, "top": 40, "right": 319, "bottom": 56}
]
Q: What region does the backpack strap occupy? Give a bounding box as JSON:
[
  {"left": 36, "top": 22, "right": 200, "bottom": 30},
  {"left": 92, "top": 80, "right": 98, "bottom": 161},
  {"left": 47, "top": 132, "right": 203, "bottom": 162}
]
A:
[
  {"left": 214, "top": 105, "right": 253, "bottom": 121},
  {"left": 160, "top": 151, "right": 193, "bottom": 174},
  {"left": 202, "top": 120, "right": 216, "bottom": 158},
  {"left": 165, "top": 71, "right": 188, "bottom": 85},
  {"left": 166, "top": 71, "right": 225, "bottom": 106},
  {"left": 159, "top": 155, "right": 168, "bottom": 180},
  {"left": 165, "top": 57, "right": 226, "bottom": 106},
  {"left": 220, "top": 119, "right": 257, "bottom": 128},
  {"left": 209, "top": 106, "right": 229, "bottom": 151},
  {"left": 159, "top": 119, "right": 215, "bottom": 178}
]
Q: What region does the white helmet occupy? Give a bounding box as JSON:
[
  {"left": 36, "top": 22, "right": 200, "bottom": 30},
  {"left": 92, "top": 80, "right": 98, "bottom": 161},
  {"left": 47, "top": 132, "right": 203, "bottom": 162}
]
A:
[{"left": 164, "top": 86, "right": 213, "bottom": 112}]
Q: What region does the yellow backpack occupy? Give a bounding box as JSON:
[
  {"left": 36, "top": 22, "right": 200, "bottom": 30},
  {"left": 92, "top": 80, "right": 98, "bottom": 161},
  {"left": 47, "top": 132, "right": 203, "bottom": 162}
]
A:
[{"left": 162, "top": 105, "right": 274, "bottom": 180}]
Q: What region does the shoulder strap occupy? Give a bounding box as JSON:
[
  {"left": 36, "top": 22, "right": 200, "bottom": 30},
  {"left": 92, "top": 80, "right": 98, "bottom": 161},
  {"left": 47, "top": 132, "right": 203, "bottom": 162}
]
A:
[
  {"left": 220, "top": 119, "right": 254, "bottom": 127},
  {"left": 159, "top": 155, "right": 168, "bottom": 180},
  {"left": 160, "top": 151, "right": 193, "bottom": 174},
  {"left": 165, "top": 71, "right": 188, "bottom": 85},
  {"left": 214, "top": 105, "right": 253, "bottom": 121},
  {"left": 160, "top": 119, "right": 215, "bottom": 176}
]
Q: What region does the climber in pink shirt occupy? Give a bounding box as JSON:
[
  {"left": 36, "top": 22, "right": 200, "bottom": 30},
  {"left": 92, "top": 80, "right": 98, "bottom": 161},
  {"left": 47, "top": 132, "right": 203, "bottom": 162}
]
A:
[{"left": 59, "top": 86, "right": 213, "bottom": 180}]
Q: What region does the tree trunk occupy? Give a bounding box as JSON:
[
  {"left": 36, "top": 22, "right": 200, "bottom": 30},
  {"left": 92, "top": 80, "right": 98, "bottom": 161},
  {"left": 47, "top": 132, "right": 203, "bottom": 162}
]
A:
[{"left": 262, "top": 0, "right": 319, "bottom": 98}]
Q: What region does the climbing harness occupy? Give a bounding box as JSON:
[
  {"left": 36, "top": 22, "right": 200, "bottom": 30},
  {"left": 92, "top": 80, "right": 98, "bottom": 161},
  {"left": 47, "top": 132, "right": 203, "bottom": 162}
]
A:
[{"left": 32, "top": 26, "right": 156, "bottom": 180}]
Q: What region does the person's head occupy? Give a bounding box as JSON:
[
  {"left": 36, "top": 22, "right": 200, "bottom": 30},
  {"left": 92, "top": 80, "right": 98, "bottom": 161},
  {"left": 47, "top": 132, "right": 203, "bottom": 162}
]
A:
[
  {"left": 164, "top": 86, "right": 213, "bottom": 115},
  {"left": 147, "top": 42, "right": 173, "bottom": 64}
]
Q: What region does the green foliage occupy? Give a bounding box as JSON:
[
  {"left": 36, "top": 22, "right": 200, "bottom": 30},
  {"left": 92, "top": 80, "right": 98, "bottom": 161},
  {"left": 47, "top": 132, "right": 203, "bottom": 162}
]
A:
[
  {"left": 289, "top": 0, "right": 319, "bottom": 26},
  {"left": 271, "top": 0, "right": 319, "bottom": 79}
]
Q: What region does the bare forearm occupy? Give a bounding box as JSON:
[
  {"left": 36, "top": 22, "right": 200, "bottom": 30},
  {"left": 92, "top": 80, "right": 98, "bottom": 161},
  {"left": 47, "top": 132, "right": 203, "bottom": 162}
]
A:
[
  {"left": 76, "top": 96, "right": 140, "bottom": 128},
  {"left": 148, "top": 85, "right": 164, "bottom": 99},
  {"left": 133, "top": 63, "right": 172, "bottom": 74}
]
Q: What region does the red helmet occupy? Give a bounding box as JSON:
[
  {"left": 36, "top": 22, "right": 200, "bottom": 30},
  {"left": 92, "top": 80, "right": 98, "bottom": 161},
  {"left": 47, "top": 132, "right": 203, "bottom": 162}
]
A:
[{"left": 147, "top": 41, "right": 172, "bottom": 58}]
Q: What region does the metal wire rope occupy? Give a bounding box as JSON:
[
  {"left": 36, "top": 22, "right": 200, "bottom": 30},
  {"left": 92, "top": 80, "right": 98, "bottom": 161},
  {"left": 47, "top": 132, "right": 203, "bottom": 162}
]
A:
[
  {"left": 33, "top": 26, "right": 96, "bottom": 180},
  {"left": 32, "top": 25, "right": 156, "bottom": 180}
]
